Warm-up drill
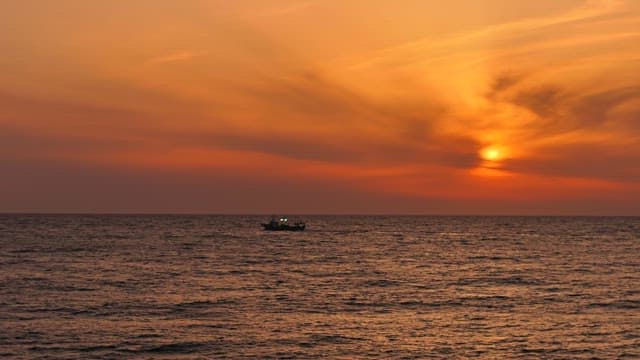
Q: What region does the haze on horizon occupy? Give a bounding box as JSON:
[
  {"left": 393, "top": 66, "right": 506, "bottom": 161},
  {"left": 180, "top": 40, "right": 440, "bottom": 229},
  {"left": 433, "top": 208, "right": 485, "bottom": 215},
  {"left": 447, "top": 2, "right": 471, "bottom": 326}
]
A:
[{"left": 1, "top": 0, "right": 639, "bottom": 215}]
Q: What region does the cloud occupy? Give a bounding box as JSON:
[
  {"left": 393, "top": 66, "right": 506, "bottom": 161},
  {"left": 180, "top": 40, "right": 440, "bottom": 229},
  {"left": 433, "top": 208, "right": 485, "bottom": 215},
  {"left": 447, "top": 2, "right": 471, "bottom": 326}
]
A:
[
  {"left": 216, "top": 69, "right": 481, "bottom": 167},
  {"left": 571, "top": 86, "right": 640, "bottom": 126},
  {"left": 351, "top": 0, "right": 628, "bottom": 71},
  {"left": 0, "top": 70, "right": 479, "bottom": 171},
  {"left": 246, "top": 1, "right": 315, "bottom": 19},
  {"left": 148, "top": 51, "right": 206, "bottom": 64},
  {"left": 503, "top": 142, "right": 640, "bottom": 182},
  {"left": 512, "top": 85, "right": 565, "bottom": 120}
]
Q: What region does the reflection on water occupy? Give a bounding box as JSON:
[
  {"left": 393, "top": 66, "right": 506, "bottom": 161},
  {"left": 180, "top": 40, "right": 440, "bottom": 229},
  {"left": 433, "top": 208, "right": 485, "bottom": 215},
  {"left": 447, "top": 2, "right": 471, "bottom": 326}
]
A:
[{"left": 1, "top": 215, "right": 639, "bottom": 358}]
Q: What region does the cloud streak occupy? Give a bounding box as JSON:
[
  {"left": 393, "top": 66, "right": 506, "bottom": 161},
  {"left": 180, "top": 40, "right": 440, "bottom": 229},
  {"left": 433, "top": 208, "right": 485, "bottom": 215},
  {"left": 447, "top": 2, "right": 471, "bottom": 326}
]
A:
[{"left": 148, "top": 51, "right": 206, "bottom": 64}]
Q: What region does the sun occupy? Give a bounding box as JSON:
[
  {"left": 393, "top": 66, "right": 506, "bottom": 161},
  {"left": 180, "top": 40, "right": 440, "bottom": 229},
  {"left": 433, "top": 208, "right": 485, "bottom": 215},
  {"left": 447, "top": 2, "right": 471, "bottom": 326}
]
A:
[{"left": 480, "top": 146, "right": 503, "bottom": 161}]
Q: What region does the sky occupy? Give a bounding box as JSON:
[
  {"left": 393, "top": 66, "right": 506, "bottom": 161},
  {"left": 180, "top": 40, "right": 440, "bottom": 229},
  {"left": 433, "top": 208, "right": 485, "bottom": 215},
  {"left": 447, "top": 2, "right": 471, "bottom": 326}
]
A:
[{"left": 1, "top": 0, "right": 639, "bottom": 214}]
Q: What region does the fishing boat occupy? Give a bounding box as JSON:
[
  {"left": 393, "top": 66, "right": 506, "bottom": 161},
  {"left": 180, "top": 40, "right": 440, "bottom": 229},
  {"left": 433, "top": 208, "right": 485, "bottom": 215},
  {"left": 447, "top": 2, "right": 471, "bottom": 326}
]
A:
[{"left": 262, "top": 217, "right": 306, "bottom": 231}]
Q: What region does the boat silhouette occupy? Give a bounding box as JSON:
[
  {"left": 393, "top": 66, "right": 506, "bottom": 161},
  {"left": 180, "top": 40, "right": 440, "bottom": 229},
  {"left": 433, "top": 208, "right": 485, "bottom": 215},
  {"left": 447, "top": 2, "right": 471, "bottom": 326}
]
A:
[{"left": 262, "top": 217, "right": 306, "bottom": 231}]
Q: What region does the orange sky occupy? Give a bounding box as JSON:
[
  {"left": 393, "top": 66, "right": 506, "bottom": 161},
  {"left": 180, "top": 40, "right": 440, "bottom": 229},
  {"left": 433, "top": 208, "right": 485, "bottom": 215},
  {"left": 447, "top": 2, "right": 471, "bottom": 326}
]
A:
[{"left": 1, "top": 0, "right": 639, "bottom": 214}]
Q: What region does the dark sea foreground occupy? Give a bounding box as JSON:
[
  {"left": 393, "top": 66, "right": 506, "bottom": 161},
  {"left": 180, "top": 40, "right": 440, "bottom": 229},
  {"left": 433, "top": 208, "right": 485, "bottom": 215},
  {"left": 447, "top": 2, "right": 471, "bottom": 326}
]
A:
[{"left": 1, "top": 215, "right": 639, "bottom": 359}]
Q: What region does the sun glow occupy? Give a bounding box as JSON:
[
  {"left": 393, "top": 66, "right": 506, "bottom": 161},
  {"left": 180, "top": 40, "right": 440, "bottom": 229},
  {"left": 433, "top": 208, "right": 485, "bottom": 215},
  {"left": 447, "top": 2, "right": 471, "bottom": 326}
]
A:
[{"left": 480, "top": 146, "right": 504, "bottom": 162}]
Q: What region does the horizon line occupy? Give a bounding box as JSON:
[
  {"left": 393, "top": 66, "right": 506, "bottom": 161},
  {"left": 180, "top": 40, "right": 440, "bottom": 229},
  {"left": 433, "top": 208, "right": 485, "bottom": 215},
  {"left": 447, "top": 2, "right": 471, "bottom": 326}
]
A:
[{"left": 1, "top": 212, "right": 638, "bottom": 217}]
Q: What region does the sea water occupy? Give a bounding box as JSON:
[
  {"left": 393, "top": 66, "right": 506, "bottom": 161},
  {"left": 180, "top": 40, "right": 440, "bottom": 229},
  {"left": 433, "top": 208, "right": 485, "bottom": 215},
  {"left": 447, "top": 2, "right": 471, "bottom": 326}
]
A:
[{"left": 1, "top": 215, "right": 639, "bottom": 359}]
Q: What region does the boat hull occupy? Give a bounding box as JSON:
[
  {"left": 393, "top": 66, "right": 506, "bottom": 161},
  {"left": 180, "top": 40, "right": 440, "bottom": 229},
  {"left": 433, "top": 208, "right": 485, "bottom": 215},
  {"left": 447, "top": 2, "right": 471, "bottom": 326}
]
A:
[{"left": 262, "top": 223, "right": 306, "bottom": 231}]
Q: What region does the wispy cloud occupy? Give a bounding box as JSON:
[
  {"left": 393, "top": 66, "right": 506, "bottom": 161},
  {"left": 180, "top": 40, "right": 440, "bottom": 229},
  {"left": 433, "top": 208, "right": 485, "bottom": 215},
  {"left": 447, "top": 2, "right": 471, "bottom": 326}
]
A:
[
  {"left": 148, "top": 51, "right": 206, "bottom": 64},
  {"left": 351, "top": 0, "right": 628, "bottom": 70},
  {"left": 244, "top": 1, "right": 315, "bottom": 19}
]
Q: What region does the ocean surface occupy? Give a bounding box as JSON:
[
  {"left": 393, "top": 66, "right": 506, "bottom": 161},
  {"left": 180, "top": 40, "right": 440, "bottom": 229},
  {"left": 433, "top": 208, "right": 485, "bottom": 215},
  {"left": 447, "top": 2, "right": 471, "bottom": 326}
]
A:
[{"left": 1, "top": 215, "right": 639, "bottom": 359}]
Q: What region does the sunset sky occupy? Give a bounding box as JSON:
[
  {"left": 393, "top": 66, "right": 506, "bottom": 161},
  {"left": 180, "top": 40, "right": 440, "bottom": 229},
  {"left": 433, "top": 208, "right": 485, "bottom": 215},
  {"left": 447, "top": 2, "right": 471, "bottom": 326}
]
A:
[{"left": 1, "top": 0, "right": 639, "bottom": 214}]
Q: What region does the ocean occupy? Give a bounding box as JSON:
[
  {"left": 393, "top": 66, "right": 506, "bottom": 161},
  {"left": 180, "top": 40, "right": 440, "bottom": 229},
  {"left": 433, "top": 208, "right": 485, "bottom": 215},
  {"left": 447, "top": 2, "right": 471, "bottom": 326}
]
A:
[{"left": 1, "top": 215, "right": 639, "bottom": 359}]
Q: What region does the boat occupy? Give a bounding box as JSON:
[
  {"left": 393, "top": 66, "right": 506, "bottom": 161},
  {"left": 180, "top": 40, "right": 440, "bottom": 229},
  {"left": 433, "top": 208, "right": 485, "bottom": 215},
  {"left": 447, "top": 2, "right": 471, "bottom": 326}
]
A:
[{"left": 262, "top": 217, "right": 306, "bottom": 231}]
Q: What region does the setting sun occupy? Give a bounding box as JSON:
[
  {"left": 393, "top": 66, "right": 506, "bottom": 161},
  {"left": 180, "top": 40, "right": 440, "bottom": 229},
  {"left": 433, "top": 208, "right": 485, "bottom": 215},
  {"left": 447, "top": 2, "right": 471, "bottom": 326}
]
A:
[{"left": 480, "top": 146, "right": 504, "bottom": 162}]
